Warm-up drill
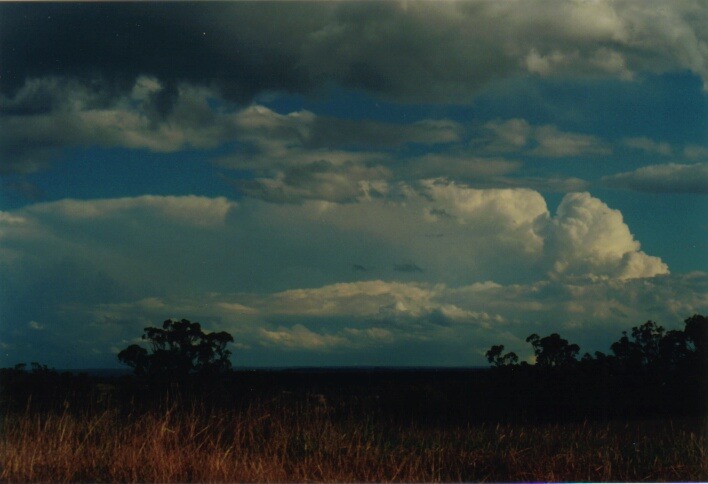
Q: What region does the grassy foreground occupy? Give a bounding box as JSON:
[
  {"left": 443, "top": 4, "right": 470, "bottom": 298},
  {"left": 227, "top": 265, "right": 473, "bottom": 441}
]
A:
[{"left": 0, "top": 399, "right": 705, "bottom": 482}]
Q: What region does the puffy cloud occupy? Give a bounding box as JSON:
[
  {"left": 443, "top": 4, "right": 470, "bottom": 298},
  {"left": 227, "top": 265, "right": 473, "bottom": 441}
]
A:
[
  {"left": 602, "top": 163, "right": 708, "bottom": 194},
  {"left": 546, "top": 192, "right": 668, "bottom": 279},
  {"left": 0, "top": 81, "right": 391, "bottom": 175},
  {"left": 0, "top": 187, "right": 667, "bottom": 297},
  {"left": 260, "top": 280, "right": 439, "bottom": 320},
  {"left": 0, "top": 78, "right": 240, "bottom": 173}
]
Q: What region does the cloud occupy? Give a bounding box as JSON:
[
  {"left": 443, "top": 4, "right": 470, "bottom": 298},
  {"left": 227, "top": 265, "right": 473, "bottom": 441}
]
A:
[
  {"left": 234, "top": 162, "right": 392, "bottom": 205},
  {"left": 0, "top": 187, "right": 667, "bottom": 297},
  {"left": 483, "top": 119, "right": 532, "bottom": 152},
  {"left": 215, "top": 105, "right": 468, "bottom": 203},
  {"left": 684, "top": 145, "right": 708, "bottom": 160},
  {"left": 27, "top": 195, "right": 234, "bottom": 226},
  {"left": 260, "top": 324, "right": 349, "bottom": 351},
  {"left": 305, "top": 117, "right": 461, "bottom": 149},
  {"left": 16, "top": 272, "right": 703, "bottom": 366},
  {"left": 602, "top": 163, "right": 708, "bottom": 194},
  {"left": 481, "top": 119, "right": 610, "bottom": 157},
  {"left": 404, "top": 154, "right": 521, "bottom": 181},
  {"left": 262, "top": 280, "right": 438, "bottom": 319},
  {"left": 0, "top": 78, "right": 241, "bottom": 173},
  {"left": 0, "top": 188, "right": 678, "bottom": 366},
  {"left": 2, "top": 1, "right": 706, "bottom": 107},
  {"left": 531, "top": 126, "right": 610, "bottom": 157},
  {"left": 546, "top": 192, "right": 668, "bottom": 279},
  {"left": 493, "top": 177, "right": 589, "bottom": 193},
  {"left": 2, "top": 83, "right": 474, "bottom": 200},
  {"left": 226, "top": 104, "right": 459, "bottom": 158},
  {"left": 623, "top": 137, "right": 672, "bottom": 156}
]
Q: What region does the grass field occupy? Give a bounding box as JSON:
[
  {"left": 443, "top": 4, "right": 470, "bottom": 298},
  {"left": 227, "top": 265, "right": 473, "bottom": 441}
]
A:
[{"left": 1, "top": 396, "right": 705, "bottom": 482}]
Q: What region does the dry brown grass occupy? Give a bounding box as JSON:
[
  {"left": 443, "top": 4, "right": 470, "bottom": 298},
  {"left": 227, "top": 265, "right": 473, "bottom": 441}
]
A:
[{"left": 0, "top": 399, "right": 705, "bottom": 482}]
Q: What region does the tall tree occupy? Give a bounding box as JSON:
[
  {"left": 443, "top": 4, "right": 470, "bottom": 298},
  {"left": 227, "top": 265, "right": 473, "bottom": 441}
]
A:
[
  {"left": 118, "top": 319, "right": 234, "bottom": 379},
  {"left": 525, "top": 333, "right": 579, "bottom": 368},
  {"left": 610, "top": 321, "right": 665, "bottom": 369}
]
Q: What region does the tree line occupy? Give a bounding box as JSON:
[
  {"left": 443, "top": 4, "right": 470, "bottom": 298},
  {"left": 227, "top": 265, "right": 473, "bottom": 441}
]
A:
[
  {"left": 1, "top": 315, "right": 705, "bottom": 421},
  {"left": 486, "top": 314, "right": 706, "bottom": 375}
]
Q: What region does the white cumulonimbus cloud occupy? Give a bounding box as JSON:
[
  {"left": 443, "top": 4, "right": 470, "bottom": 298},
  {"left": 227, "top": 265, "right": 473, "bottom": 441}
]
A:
[
  {"left": 0, "top": 185, "right": 679, "bottom": 366},
  {"left": 545, "top": 192, "right": 668, "bottom": 279}
]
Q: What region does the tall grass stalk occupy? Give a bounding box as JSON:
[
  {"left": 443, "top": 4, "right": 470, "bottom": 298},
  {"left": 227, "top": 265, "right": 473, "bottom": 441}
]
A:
[{"left": 0, "top": 399, "right": 704, "bottom": 482}]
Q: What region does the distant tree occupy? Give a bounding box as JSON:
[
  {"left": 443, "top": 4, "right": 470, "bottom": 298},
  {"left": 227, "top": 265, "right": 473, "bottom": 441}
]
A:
[
  {"left": 118, "top": 319, "right": 234, "bottom": 380},
  {"left": 610, "top": 321, "right": 664, "bottom": 369},
  {"left": 525, "top": 333, "right": 580, "bottom": 368},
  {"left": 485, "top": 344, "right": 519, "bottom": 367}
]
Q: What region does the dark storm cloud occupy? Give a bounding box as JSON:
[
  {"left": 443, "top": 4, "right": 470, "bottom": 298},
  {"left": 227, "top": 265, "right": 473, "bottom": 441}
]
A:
[
  {"left": 0, "top": 2, "right": 314, "bottom": 104},
  {"left": 5, "top": 1, "right": 706, "bottom": 108}
]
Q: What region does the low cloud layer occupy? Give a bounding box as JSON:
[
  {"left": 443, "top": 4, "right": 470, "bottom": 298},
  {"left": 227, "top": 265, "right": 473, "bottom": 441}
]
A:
[{"left": 0, "top": 187, "right": 689, "bottom": 367}]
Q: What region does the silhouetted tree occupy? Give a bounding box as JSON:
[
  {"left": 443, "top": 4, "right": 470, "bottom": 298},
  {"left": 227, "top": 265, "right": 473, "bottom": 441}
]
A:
[
  {"left": 610, "top": 321, "right": 665, "bottom": 369},
  {"left": 485, "top": 344, "right": 519, "bottom": 367},
  {"left": 525, "top": 333, "right": 579, "bottom": 368},
  {"left": 658, "top": 329, "right": 692, "bottom": 371},
  {"left": 117, "top": 344, "right": 150, "bottom": 376},
  {"left": 118, "top": 319, "right": 234, "bottom": 380}
]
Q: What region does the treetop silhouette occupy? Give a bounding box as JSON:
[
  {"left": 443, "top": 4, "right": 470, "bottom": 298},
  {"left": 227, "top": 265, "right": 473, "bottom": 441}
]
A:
[
  {"left": 118, "top": 319, "right": 233, "bottom": 379},
  {"left": 526, "top": 333, "right": 580, "bottom": 368},
  {"left": 486, "top": 314, "right": 706, "bottom": 375}
]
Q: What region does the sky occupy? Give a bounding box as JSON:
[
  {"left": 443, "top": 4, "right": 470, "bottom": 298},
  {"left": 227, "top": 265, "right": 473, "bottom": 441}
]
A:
[{"left": 0, "top": 1, "right": 706, "bottom": 369}]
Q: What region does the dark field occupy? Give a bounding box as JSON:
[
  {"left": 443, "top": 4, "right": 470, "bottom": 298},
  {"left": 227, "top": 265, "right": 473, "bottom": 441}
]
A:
[{"left": 0, "top": 367, "right": 706, "bottom": 482}]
